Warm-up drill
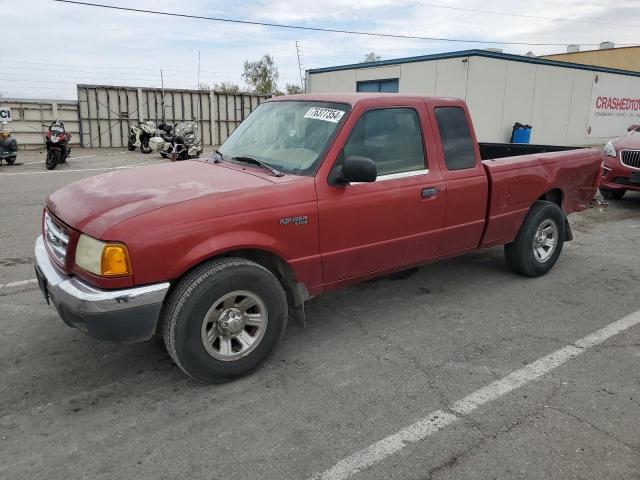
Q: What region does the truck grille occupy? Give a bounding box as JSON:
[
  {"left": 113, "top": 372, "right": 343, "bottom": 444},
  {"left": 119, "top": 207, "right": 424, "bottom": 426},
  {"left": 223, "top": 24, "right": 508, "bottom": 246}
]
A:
[
  {"left": 44, "top": 212, "right": 69, "bottom": 264},
  {"left": 621, "top": 150, "right": 640, "bottom": 169}
]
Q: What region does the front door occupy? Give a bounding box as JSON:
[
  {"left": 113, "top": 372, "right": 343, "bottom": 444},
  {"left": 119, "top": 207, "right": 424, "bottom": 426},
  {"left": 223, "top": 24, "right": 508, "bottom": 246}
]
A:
[{"left": 316, "top": 103, "right": 446, "bottom": 285}]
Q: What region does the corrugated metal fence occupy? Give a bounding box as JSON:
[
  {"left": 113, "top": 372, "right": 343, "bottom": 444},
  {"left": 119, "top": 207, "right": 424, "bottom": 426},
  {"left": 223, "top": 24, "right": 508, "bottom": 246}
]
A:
[
  {"left": 0, "top": 86, "right": 269, "bottom": 149},
  {"left": 77, "top": 85, "right": 269, "bottom": 148},
  {"left": 1, "top": 99, "right": 80, "bottom": 150}
]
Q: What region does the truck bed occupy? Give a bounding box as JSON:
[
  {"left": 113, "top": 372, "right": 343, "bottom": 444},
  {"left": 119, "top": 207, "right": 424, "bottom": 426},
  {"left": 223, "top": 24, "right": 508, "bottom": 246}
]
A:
[
  {"left": 479, "top": 147, "right": 602, "bottom": 248},
  {"left": 478, "top": 142, "right": 583, "bottom": 160}
]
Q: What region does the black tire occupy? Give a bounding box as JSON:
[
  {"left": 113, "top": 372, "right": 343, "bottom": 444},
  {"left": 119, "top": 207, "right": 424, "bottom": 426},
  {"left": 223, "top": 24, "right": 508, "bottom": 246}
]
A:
[
  {"left": 160, "top": 151, "right": 170, "bottom": 159},
  {"left": 161, "top": 257, "right": 288, "bottom": 383},
  {"left": 45, "top": 150, "right": 60, "bottom": 170},
  {"left": 504, "top": 201, "right": 566, "bottom": 277},
  {"left": 600, "top": 188, "right": 625, "bottom": 200},
  {"left": 127, "top": 141, "right": 136, "bottom": 151},
  {"left": 141, "top": 142, "right": 152, "bottom": 154},
  {"left": 177, "top": 148, "right": 189, "bottom": 161},
  {"left": 4, "top": 155, "right": 16, "bottom": 165},
  {"left": 60, "top": 148, "right": 69, "bottom": 163}
]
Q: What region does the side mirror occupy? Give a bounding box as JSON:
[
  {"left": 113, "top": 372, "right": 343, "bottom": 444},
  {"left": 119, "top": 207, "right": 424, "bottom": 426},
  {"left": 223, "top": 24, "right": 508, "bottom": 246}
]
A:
[{"left": 338, "top": 156, "right": 377, "bottom": 184}]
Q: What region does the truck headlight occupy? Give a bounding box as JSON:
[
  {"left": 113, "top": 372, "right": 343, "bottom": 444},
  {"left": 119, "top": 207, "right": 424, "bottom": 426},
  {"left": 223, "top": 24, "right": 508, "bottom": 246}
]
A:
[
  {"left": 603, "top": 141, "right": 617, "bottom": 157},
  {"left": 75, "top": 234, "right": 131, "bottom": 277}
]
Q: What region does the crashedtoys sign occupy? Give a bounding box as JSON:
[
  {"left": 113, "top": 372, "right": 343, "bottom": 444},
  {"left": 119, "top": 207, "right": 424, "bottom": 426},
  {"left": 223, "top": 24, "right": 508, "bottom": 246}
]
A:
[
  {"left": 588, "top": 74, "right": 640, "bottom": 138},
  {"left": 0, "top": 107, "right": 12, "bottom": 122}
]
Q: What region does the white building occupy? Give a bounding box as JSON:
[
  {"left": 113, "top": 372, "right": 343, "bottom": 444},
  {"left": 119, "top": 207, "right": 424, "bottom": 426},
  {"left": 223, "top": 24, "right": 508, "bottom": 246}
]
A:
[{"left": 306, "top": 49, "right": 640, "bottom": 146}]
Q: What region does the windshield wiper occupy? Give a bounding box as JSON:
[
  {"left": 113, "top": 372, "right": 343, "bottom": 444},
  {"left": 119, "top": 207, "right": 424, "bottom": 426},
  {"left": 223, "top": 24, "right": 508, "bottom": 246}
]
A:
[{"left": 231, "top": 156, "right": 284, "bottom": 177}]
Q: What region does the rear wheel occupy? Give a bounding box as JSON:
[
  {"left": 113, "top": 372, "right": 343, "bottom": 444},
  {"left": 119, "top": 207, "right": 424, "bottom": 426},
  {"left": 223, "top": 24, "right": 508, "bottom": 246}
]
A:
[
  {"left": 600, "top": 188, "right": 625, "bottom": 200},
  {"left": 161, "top": 258, "right": 288, "bottom": 383},
  {"left": 127, "top": 141, "right": 135, "bottom": 151},
  {"left": 45, "top": 150, "right": 60, "bottom": 170},
  {"left": 4, "top": 155, "right": 16, "bottom": 165},
  {"left": 177, "top": 148, "right": 189, "bottom": 161},
  {"left": 141, "top": 141, "right": 152, "bottom": 154},
  {"left": 504, "top": 201, "right": 566, "bottom": 277}
]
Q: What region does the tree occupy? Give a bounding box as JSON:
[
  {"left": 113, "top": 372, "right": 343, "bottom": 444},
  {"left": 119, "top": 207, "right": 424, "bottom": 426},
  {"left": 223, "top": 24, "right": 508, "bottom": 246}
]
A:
[
  {"left": 285, "top": 83, "right": 304, "bottom": 95},
  {"left": 242, "top": 54, "right": 279, "bottom": 94},
  {"left": 212, "top": 82, "right": 241, "bottom": 94},
  {"left": 361, "top": 52, "right": 382, "bottom": 63}
]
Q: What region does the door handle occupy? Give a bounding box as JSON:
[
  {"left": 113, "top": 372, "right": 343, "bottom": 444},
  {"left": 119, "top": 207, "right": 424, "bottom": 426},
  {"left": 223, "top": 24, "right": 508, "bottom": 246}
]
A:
[{"left": 421, "top": 187, "right": 438, "bottom": 199}]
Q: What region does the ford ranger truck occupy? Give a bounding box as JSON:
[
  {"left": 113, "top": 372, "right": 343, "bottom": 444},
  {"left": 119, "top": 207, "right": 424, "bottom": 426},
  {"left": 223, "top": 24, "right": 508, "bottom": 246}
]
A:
[
  {"left": 600, "top": 125, "right": 640, "bottom": 199},
  {"left": 34, "top": 94, "right": 602, "bottom": 383}
]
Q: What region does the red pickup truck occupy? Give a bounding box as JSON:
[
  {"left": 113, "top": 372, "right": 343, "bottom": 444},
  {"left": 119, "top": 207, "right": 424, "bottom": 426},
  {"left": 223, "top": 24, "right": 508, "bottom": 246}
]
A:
[{"left": 35, "top": 94, "right": 602, "bottom": 383}]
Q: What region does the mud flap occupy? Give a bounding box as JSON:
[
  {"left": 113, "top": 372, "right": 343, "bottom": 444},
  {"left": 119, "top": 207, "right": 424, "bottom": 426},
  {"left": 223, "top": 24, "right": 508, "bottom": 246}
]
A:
[
  {"left": 287, "top": 283, "right": 310, "bottom": 326},
  {"left": 288, "top": 302, "right": 306, "bottom": 327},
  {"left": 564, "top": 218, "right": 573, "bottom": 242}
]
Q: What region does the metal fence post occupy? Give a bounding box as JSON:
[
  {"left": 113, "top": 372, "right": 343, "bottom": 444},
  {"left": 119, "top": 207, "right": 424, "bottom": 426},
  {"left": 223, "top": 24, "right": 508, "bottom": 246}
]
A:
[
  {"left": 211, "top": 90, "right": 219, "bottom": 146},
  {"left": 137, "top": 88, "right": 144, "bottom": 123}
]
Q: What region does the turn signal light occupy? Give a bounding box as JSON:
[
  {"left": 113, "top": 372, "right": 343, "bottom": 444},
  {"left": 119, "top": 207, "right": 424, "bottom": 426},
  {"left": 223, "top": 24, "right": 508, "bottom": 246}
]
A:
[{"left": 101, "top": 244, "right": 131, "bottom": 277}]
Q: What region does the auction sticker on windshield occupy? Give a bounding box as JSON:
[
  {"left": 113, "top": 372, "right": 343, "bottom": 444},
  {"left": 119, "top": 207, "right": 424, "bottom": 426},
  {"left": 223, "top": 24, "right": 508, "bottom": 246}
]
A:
[{"left": 304, "top": 107, "right": 345, "bottom": 123}]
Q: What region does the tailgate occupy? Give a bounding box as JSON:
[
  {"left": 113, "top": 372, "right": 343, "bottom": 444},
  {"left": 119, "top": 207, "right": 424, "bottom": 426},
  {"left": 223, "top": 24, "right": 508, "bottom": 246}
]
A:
[{"left": 480, "top": 148, "right": 602, "bottom": 248}]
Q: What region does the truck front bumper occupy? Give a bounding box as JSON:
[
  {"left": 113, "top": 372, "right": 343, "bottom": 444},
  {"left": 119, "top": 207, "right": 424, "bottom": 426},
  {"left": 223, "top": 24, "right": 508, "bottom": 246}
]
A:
[{"left": 34, "top": 235, "right": 170, "bottom": 343}]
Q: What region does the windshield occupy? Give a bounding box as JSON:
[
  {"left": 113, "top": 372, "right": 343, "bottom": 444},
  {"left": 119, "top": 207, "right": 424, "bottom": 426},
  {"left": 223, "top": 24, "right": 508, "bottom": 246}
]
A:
[{"left": 218, "top": 101, "right": 349, "bottom": 175}]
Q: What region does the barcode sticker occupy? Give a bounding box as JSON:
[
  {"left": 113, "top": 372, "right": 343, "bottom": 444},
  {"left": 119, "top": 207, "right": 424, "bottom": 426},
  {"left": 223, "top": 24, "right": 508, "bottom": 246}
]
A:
[{"left": 304, "top": 107, "right": 345, "bottom": 123}]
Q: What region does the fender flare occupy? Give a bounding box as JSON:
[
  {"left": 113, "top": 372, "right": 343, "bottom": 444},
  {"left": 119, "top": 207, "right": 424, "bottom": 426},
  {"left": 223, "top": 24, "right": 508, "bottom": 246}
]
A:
[{"left": 172, "top": 231, "right": 308, "bottom": 325}]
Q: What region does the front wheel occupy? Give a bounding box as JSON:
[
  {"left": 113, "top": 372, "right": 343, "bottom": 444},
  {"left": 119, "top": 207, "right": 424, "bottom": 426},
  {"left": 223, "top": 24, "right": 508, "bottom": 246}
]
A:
[
  {"left": 504, "top": 201, "right": 566, "bottom": 277},
  {"left": 600, "top": 188, "right": 625, "bottom": 200},
  {"left": 45, "top": 150, "right": 60, "bottom": 170},
  {"left": 141, "top": 141, "right": 152, "bottom": 154},
  {"left": 161, "top": 258, "right": 288, "bottom": 383},
  {"left": 127, "top": 141, "right": 136, "bottom": 151},
  {"left": 4, "top": 155, "right": 16, "bottom": 165}
]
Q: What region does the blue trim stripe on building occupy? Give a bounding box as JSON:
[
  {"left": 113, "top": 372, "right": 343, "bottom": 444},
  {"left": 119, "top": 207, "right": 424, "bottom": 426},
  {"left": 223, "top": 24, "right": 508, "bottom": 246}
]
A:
[{"left": 307, "top": 49, "right": 640, "bottom": 78}]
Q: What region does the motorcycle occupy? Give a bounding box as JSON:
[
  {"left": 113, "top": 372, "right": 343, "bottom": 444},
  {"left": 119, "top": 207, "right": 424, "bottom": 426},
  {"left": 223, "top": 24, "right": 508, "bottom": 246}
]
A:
[
  {"left": 151, "top": 122, "right": 175, "bottom": 153},
  {"left": 152, "top": 121, "right": 203, "bottom": 161},
  {"left": 128, "top": 121, "right": 155, "bottom": 153},
  {"left": 44, "top": 120, "right": 71, "bottom": 170},
  {"left": 0, "top": 121, "right": 17, "bottom": 166}
]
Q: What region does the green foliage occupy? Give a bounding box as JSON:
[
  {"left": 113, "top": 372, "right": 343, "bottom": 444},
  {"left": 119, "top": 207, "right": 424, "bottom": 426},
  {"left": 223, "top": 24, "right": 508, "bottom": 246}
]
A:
[
  {"left": 243, "top": 54, "right": 279, "bottom": 94},
  {"left": 361, "top": 52, "right": 382, "bottom": 63},
  {"left": 285, "top": 83, "right": 304, "bottom": 95},
  {"left": 212, "top": 82, "right": 241, "bottom": 94}
]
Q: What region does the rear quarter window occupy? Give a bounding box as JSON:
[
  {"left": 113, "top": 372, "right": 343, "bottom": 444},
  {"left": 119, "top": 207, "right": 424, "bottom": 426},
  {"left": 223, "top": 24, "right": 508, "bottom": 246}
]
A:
[{"left": 434, "top": 107, "right": 476, "bottom": 171}]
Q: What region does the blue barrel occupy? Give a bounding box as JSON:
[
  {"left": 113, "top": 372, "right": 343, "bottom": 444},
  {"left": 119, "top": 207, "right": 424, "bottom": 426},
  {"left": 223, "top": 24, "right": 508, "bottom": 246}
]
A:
[{"left": 511, "top": 123, "right": 532, "bottom": 143}]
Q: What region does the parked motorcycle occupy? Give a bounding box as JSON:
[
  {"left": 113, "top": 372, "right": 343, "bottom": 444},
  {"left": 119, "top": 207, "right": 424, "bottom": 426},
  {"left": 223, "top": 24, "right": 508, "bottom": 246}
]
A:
[
  {"left": 0, "top": 121, "right": 17, "bottom": 166},
  {"left": 151, "top": 122, "right": 175, "bottom": 152},
  {"left": 152, "top": 121, "right": 203, "bottom": 161},
  {"left": 128, "top": 121, "right": 155, "bottom": 153},
  {"left": 44, "top": 120, "right": 71, "bottom": 170}
]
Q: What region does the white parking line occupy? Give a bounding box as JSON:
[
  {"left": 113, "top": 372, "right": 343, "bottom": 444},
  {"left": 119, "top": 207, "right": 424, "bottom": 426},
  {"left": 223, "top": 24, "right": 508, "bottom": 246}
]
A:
[
  {"left": 313, "top": 309, "right": 640, "bottom": 480},
  {"left": 21, "top": 154, "right": 97, "bottom": 165},
  {"left": 0, "top": 279, "right": 38, "bottom": 289},
  {"left": 0, "top": 162, "right": 147, "bottom": 176}
]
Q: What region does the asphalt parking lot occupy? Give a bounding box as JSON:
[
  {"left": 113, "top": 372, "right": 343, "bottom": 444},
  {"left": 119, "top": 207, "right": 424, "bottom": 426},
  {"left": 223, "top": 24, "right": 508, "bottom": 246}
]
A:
[{"left": 1, "top": 148, "right": 639, "bottom": 480}]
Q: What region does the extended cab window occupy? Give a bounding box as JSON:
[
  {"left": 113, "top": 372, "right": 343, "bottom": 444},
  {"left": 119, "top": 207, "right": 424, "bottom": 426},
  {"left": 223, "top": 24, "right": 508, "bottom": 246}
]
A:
[
  {"left": 343, "top": 108, "right": 426, "bottom": 176},
  {"left": 434, "top": 107, "right": 476, "bottom": 171}
]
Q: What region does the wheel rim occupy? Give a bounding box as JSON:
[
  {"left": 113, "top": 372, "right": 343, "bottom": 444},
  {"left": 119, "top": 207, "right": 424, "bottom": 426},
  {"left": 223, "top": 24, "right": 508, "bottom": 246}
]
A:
[
  {"left": 200, "top": 290, "right": 268, "bottom": 362},
  {"left": 532, "top": 218, "right": 558, "bottom": 263}
]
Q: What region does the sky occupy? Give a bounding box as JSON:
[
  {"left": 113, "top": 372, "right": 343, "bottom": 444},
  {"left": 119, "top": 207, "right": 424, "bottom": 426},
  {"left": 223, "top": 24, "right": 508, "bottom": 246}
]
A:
[{"left": 1, "top": 0, "right": 639, "bottom": 100}]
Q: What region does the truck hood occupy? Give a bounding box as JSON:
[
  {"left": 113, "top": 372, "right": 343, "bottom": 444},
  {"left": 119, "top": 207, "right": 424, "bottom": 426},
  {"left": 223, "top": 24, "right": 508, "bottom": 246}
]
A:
[{"left": 47, "top": 161, "right": 274, "bottom": 237}]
